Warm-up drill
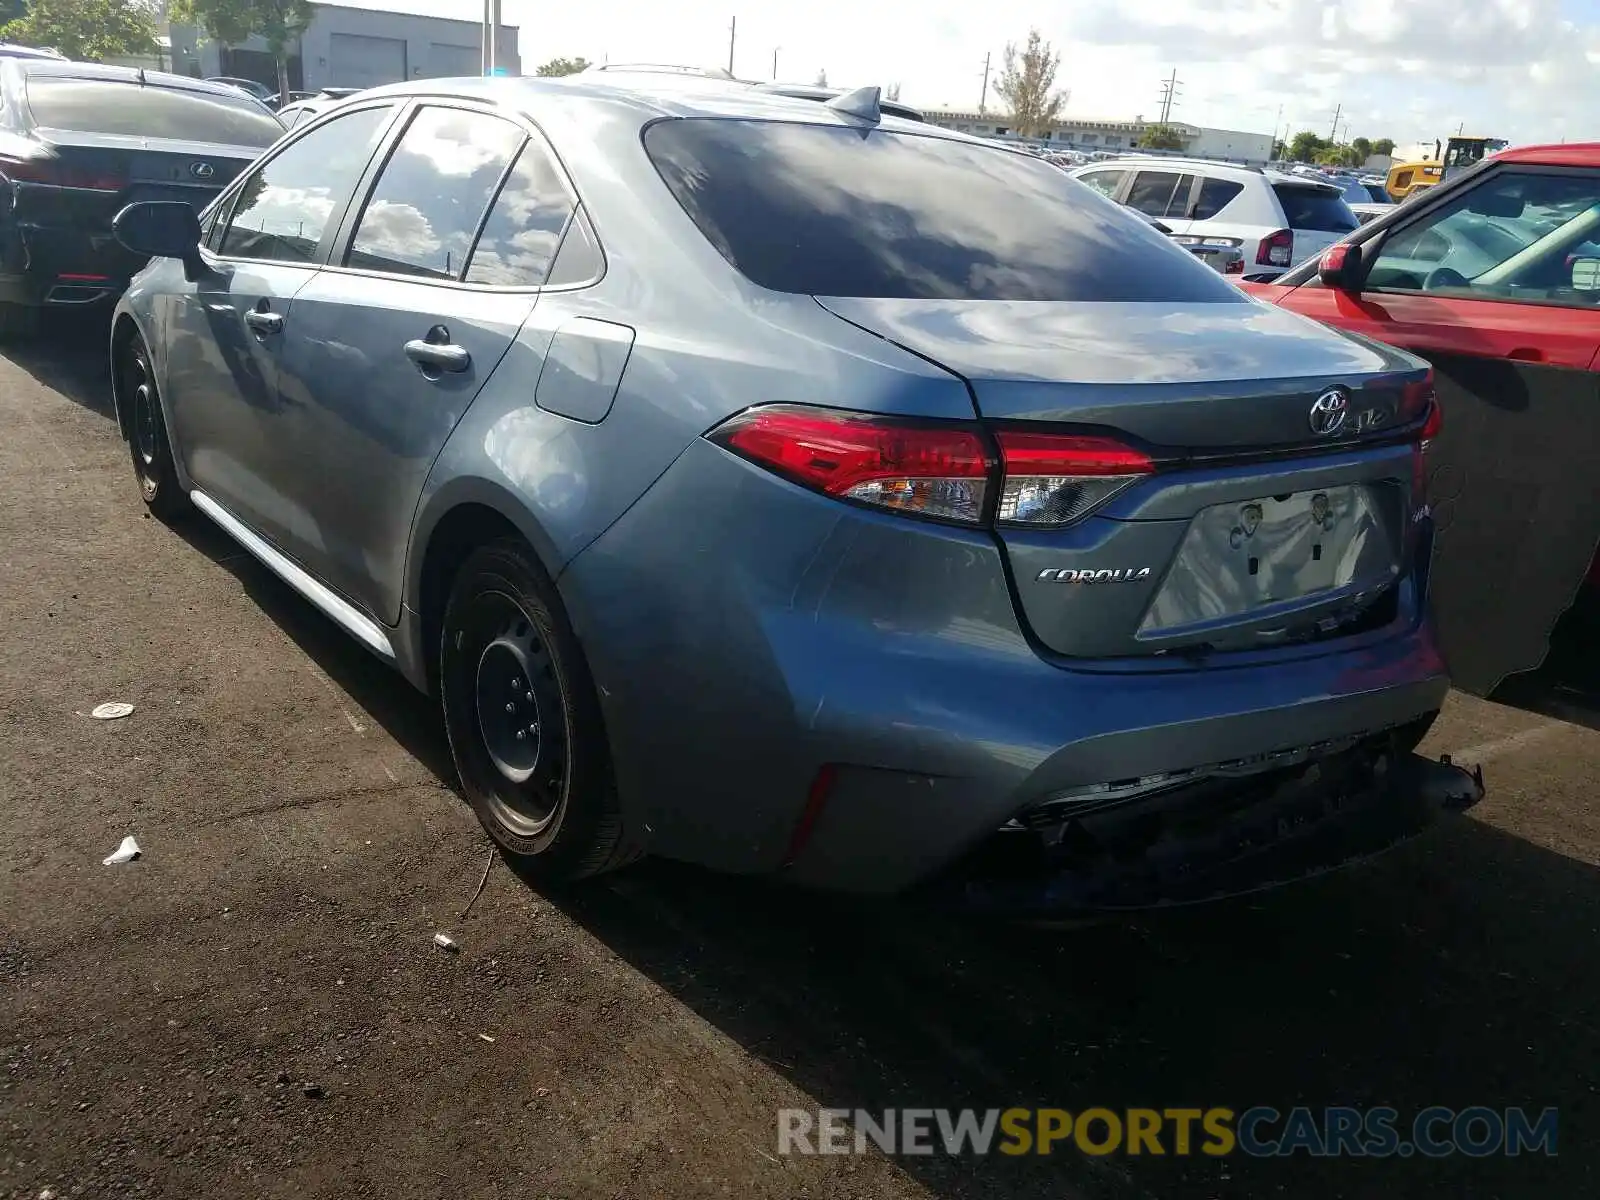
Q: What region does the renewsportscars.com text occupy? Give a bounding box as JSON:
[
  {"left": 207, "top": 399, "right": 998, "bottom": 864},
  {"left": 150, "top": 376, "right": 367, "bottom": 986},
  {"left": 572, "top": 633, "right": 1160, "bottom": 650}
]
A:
[{"left": 778, "top": 1106, "right": 1558, "bottom": 1159}]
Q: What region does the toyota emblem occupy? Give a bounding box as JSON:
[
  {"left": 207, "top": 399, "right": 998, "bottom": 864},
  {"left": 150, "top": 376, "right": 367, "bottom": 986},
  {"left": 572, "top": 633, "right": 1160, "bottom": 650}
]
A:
[
  {"left": 1308, "top": 388, "right": 1350, "bottom": 437},
  {"left": 189, "top": 161, "right": 216, "bottom": 180}
]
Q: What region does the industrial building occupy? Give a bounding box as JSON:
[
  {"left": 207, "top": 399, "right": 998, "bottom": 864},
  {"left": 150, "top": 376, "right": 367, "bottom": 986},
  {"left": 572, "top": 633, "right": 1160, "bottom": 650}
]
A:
[
  {"left": 163, "top": 1, "right": 519, "bottom": 93},
  {"left": 921, "top": 106, "right": 1276, "bottom": 164}
]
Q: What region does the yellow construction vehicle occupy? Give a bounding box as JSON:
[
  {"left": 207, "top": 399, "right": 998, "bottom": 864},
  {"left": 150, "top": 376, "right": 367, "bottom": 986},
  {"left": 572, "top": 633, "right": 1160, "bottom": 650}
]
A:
[{"left": 1385, "top": 159, "right": 1444, "bottom": 201}]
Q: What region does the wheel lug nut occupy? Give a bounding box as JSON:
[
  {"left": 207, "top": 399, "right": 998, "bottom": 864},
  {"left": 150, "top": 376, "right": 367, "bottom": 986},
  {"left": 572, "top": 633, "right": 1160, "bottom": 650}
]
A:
[
  {"left": 511, "top": 678, "right": 521, "bottom": 690},
  {"left": 515, "top": 730, "right": 525, "bottom": 740},
  {"left": 504, "top": 702, "right": 515, "bottom": 714},
  {"left": 529, "top": 723, "right": 538, "bottom": 734},
  {"left": 525, "top": 692, "right": 533, "bottom": 703}
]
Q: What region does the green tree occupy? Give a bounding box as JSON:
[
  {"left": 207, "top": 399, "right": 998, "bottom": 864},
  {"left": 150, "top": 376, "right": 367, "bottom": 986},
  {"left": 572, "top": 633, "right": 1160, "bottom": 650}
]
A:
[
  {"left": 535, "top": 55, "right": 589, "bottom": 76},
  {"left": 1373, "top": 137, "right": 1396, "bottom": 157},
  {"left": 1286, "top": 129, "right": 1326, "bottom": 162},
  {"left": 169, "top": 0, "right": 313, "bottom": 100},
  {"left": 1, "top": 0, "right": 156, "bottom": 60},
  {"left": 1350, "top": 136, "right": 1372, "bottom": 161},
  {"left": 0, "top": 0, "right": 27, "bottom": 25},
  {"left": 1138, "top": 124, "right": 1185, "bottom": 151},
  {"left": 995, "top": 28, "right": 1065, "bottom": 136}
]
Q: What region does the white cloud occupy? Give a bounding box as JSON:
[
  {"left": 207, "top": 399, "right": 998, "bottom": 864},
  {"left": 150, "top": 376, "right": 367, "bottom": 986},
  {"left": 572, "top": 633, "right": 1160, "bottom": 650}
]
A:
[{"left": 340, "top": 0, "right": 1595, "bottom": 145}]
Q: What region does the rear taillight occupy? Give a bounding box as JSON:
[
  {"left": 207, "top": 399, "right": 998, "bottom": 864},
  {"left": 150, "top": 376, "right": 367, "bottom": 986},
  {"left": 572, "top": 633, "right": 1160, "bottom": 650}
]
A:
[
  {"left": 1258, "top": 228, "right": 1293, "bottom": 268},
  {"left": 993, "top": 430, "right": 1154, "bottom": 527},
  {"left": 1409, "top": 376, "right": 1442, "bottom": 501},
  {"left": 0, "top": 154, "right": 124, "bottom": 191},
  {"left": 710, "top": 405, "right": 991, "bottom": 524},
  {"left": 709, "top": 405, "right": 1154, "bottom": 528}
]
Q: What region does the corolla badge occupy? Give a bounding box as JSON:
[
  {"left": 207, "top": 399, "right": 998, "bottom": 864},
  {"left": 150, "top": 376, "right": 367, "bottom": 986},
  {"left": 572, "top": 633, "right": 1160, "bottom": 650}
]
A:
[
  {"left": 1036, "top": 567, "right": 1153, "bottom": 583},
  {"left": 1309, "top": 388, "right": 1350, "bottom": 437},
  {"left": 189, "top": 161, "right": 216, "bottom": 180}
]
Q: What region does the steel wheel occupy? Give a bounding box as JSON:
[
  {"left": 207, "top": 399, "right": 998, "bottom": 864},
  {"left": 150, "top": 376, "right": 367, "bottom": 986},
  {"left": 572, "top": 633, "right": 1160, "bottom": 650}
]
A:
[
  {"left": 438, "top": 539, "right": 628, "bottom": 879},
  {"left": 119, "top": 334, "right": 189, "bottom": 520}
]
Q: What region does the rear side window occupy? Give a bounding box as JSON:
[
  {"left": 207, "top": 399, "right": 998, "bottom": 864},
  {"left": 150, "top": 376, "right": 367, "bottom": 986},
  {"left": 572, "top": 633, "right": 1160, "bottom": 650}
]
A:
[
  {"left": 25, "top": 78, "right": 284, "bottom": 146},
  {"left": 464, "top": 138, "right": 575, "bottom": 287},
  {"left": 1193, "top": 177, "right": 1244, "bottom": 219},
  {"left": 345, "top": 106, "right": 524, "bottom": 280},
  {"left": 1077, "top": 169, "right": 1125, "bottom": 199},
  {"left": 1272, "top": 184, "right": 1359, "bottom": 233},
  {"left": 1126, "top": 171, "right": 1191, "bottom": 218},
  {"left": 643, "top": 120, "right": 1244, "bottom": 303}
]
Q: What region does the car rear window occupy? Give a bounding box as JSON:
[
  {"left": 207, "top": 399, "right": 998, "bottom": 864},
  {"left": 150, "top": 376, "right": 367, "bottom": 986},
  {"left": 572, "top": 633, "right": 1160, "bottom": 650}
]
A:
[
  {"left": 1272, "top": 183, "right": 1359, "bottom": 233},
  {"left": 25, "top": 78, "right": 284, "bottom": 146},
  {"left": 643, "top": 119, "right": 1244, "bottom": 303}
]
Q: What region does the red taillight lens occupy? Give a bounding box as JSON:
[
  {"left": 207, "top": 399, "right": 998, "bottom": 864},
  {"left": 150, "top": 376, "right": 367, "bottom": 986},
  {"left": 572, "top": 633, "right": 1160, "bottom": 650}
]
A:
[
  {"left": 1419, "top": 398, "right": 1443, "bottom": 446},
  {"left": 709, "top": 407, "right": 1157, "bottom": 529},
  {"left": 0, "top": 155, "right": 124, "bottom": 191},
  {"left": 710, "top": 405, "right": 991, "bottom": 524},
  {"left": 994, "top": 430, "right": 1154, "bottom": 526},
  {"left": 1258, "top": 228, "right": 1293, "bottom": 267}
]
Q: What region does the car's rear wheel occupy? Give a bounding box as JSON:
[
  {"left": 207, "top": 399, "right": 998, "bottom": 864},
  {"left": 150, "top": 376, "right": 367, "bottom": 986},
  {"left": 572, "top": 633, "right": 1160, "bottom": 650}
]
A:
[
  {"left": 119, "top": 334, "right": 190, "bottom": 521},
  {"left": 439, "top": 539, "right": 627, "bottom": 880}
]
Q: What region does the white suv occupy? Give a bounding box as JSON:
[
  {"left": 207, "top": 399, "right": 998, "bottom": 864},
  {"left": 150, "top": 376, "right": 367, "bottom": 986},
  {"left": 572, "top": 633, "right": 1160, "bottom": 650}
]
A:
[{"left": 1070, "top": 158, "right": 1359, "bottom": 281}]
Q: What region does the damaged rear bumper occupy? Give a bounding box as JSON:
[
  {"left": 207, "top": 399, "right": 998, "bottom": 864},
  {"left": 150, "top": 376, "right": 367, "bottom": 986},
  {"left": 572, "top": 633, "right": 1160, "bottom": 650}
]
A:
[{"left": 920, "top": 732, "right": 1485, "bottom": 915}]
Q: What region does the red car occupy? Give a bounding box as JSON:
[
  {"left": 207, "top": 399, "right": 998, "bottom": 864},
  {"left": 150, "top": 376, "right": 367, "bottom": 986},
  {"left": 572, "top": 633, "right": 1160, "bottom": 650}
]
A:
[{"left": 1244, "top": 143, "right": 1600, "bottom": 697}]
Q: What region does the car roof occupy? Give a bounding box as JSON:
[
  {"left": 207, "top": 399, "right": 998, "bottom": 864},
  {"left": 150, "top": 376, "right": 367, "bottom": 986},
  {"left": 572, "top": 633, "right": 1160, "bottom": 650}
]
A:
[
  {"left": 1077, "top": 156, "right": 1266, "bottom": 181},
  {"left": 1493, "top": 142, "right": 1600, "bottom": 168},
  {"left": 353, "top": 73, "right": 966, "bottom": 138},
  {"left": 7, "top": 58, "right": 266, "bottom": 102}
]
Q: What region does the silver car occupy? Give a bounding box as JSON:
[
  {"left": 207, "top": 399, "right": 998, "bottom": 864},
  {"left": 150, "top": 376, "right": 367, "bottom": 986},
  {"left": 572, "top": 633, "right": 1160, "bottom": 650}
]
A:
[{"left": 107, "top": 75, "right": 1481, "bottom": 911}]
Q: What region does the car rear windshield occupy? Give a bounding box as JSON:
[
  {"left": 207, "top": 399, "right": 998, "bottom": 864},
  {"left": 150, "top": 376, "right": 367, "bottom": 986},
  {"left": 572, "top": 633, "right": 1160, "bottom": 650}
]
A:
[
  {"left": 25, "top": 78, "right": 284, "bottom": 146},
  {"left": 1272, "top": 183, "right": 1359, "bottom": 233},
  {"left": 643, "top": 118, "right": 1245, "bottom": 302}
]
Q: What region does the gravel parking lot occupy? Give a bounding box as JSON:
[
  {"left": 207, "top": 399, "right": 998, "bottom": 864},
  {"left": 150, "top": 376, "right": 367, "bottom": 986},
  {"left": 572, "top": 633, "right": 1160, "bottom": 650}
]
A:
[{"left": 4, "top": 315, "right": 1598, "bottom": 1200}]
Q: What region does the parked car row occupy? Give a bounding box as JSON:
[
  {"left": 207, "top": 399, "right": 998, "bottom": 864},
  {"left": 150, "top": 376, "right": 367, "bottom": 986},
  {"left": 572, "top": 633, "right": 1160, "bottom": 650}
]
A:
[{"left": 98, "top": 69, "right": 1485, "bottom": 915}]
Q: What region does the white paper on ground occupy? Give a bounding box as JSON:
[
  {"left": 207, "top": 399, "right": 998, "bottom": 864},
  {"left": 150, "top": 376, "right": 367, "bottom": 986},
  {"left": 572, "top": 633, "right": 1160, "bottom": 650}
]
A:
[{"left": 102, "top": 835, "right": 141, "bottom": 865}]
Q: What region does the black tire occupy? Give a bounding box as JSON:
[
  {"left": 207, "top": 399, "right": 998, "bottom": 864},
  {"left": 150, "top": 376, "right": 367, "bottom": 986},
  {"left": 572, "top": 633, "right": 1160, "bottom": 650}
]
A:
[
  {"left": 119, "top": 334, "right": 190, "bottom": 521},
  {"left": 439, "top": 538, "right": 628, "bottom": 881},
  {"left": 0, "top": 301, "right": 39, "bottom": 340}
]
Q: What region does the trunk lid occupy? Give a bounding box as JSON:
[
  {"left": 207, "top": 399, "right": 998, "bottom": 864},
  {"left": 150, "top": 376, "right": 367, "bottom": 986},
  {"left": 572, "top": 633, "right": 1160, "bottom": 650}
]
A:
[
  {"left": 16, "top": 131, "right": 260, "bottom": 228},
  {"left": 816, "top": 296, "right": 1429, "bottom": 660}
]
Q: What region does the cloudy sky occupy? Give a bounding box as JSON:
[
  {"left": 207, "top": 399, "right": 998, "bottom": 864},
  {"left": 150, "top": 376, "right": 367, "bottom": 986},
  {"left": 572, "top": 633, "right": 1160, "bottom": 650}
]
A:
[{"left": 340, "top": 0, "right": 1593, "bottom": 151}]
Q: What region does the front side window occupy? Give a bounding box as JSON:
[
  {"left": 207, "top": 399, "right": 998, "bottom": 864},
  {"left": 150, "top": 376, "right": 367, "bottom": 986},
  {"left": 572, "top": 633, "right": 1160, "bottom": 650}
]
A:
[
  {"left": 26, "top": 78, "right": 284, "bottom": 146},
  {"left": 644, "top": 120, "right": 1243, "bottom": 303},
  {"left": 1365, "top": 170, "right": 1600, "bottom": 306},
  {"left": 345, "top": 106, "right": 524, "bottom": 280},
  {"left": 463, "top": 137, "right": 575, "bottom": 287},
  {"left": 218, "top": 105, "right": 393, "bottom": 263}
]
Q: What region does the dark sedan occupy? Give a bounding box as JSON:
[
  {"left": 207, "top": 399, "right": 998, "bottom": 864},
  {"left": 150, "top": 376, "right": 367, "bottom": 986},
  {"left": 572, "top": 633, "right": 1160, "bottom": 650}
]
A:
[{"left": 0, "top": 59, "right": 284, "bottom": 334}]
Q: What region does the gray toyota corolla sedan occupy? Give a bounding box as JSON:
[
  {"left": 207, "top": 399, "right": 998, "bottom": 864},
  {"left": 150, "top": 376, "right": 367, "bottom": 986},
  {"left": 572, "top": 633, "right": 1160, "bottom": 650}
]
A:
[{"left": 106, "top": 74, "right": 1482, "bottom": 912}]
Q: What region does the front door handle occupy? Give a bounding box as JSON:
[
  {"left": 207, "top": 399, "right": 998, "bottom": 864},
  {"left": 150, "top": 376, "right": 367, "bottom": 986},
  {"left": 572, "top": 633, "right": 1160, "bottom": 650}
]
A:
[
  {"left": 404, "top": 338, "right": 471, "bottom": 374},
  {"left": 243, "top": 309, "right": 283, "bottom": 336}
]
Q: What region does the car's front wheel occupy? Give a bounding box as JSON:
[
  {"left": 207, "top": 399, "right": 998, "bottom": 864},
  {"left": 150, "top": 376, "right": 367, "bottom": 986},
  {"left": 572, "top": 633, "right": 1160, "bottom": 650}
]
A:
[
  {"left": 439, "top": 539, "right": 628, "bottom": 881},
  {"left": 119, "top": 334, "right": 190, "bottom": 521}
]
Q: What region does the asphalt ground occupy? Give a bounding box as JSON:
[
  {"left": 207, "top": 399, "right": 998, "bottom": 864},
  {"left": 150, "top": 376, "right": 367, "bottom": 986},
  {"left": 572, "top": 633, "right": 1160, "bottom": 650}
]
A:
[{"left": 3, "top": 314, "right": 1597, "bottom": 1199}]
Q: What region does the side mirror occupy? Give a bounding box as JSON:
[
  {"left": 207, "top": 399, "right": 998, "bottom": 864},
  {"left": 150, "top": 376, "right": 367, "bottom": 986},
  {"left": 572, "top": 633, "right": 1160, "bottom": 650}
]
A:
[
  {"left": 1571, "top": 256, "right": 1600, "bottom": 291},
  {"left": 1318, "top": 242, "right": 1364, "bottom": 291},
  {"left": 113, "top": 201, "right": 209, "bottom": 282}
]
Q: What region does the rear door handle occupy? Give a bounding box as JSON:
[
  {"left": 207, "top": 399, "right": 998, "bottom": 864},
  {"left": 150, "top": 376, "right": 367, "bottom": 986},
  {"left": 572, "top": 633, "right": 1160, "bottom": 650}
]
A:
[
  {"left": 243, "top": 309, "right": 283, "bottom": 336},
  {"left": 404, "top": 339, "right": 471, "bottom": 374}
]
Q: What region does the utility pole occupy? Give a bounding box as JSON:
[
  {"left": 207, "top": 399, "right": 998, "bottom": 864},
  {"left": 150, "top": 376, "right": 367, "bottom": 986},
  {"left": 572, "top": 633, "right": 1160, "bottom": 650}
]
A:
[
  {"left": 727, "top": 15, "right": 736, "bottom": 76},
  {"left": 1329, "top": 102, "right": 1342, "bottom": 142},
  {"left": 979, "top": 51, "right": 990, "bottom": 113},
  {"left": 771, "top": 46, "right": 779, "bottom": 79},
  {"left": 1157, "top": 68, "right": 1181, "bottom": 125}
]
